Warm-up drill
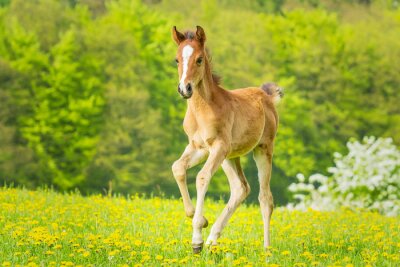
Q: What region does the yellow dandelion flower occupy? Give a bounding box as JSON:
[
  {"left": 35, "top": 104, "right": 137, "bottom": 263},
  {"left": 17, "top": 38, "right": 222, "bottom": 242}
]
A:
[
  {"left": 281, "top": 250, "right": 291, "bottom": 256},
  {"left": 233, "top": 259, "right": 241, "bottom": 266},
  {"left": 141, "top": 255, "right": 151, "bottom": 261},
  {"left": 343, "top": 256, "right": 351, "bottom": 262},
  {"left": 179, "top": 258, "right": 189, "bottom": 264},
  {"left": 108, "top": 249, "right": 120, "bottom": 256}
]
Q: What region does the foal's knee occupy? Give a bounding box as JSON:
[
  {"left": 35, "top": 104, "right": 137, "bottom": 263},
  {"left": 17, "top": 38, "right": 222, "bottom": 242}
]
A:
[{"left": 172, "top": 160, "right": 186, "bottom": 182}]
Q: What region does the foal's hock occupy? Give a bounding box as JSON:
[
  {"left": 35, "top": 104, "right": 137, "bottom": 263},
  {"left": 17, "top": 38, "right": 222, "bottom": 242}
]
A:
[{"left": 171, "top": 25, "right": 283, "bottom": 253}]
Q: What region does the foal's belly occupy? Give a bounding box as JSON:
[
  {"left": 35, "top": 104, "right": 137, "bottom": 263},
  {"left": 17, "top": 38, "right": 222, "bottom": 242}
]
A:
[
  {"left": 191, "top": 115, "right": 265, "bottom": 158},
  {"left": 191, "top": 121, "right": 264, "bottom": 159},
  {"left": 228, "top": 116, "right": 265, "bottom": 158},
  {"left": 225, "top": 96, "right": 266, "bottom": 158}
]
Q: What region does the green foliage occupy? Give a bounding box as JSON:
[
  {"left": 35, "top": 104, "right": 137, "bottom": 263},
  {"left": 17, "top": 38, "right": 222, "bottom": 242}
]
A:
[
  {"left": 0, "top": 0, "right": 399, "bottom": 204},
  {"left": 0, "top": 16, "right": 105, "bottom": 189}
]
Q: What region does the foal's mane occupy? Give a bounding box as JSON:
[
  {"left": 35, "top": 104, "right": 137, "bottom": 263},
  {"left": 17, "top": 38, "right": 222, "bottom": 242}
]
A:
[{"left": 184, "top": 31, "right": 221, "bottom": 86}]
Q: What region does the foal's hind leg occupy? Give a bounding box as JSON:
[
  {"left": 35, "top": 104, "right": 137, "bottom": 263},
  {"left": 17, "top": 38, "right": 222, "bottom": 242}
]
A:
[
  {"left": 172, "top": 145, "right": 208, "bottom": 217},
  {"left": 253, "top": 144, "right": 274, "bottom": 248},
  {"left": 206, "top": 158, "right": 250, "bottom": 246}
]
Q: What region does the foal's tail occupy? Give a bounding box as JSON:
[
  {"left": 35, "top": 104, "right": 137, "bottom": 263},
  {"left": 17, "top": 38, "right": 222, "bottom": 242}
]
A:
[{"left": 261, "top": 82, "right": 284, "bottom": 105}]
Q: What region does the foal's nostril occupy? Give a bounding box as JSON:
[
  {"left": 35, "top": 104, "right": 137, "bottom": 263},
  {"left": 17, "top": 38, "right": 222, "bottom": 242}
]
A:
[
  {"left": 186, "top": 83, "right": 192, "bottom": 93},
  {"left": 177, "top": 84, "right": 181, "bottom": 93}
]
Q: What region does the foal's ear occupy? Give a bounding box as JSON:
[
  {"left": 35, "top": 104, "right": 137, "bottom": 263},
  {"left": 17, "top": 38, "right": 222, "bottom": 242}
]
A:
[
  {"left": 172, "top": 26, "right": 185, "bottom": 45},
  {"left": 196, "top": 25, "right": 206, "bottom": 45}
]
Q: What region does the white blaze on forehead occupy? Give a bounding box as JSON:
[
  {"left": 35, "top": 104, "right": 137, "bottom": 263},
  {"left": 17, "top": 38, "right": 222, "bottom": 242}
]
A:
[{"left": 179, "top": 45, "right": 194, "bottom": 94}]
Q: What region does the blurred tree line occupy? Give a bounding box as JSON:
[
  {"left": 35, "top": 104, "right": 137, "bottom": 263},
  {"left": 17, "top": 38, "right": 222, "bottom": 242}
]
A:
[{"left": 0, "top": 0, "right": 399, "bottom": 204}]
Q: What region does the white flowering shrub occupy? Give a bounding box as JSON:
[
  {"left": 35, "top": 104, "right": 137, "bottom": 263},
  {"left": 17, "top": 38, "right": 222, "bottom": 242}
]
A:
[{"left": 288, "top": 137, "right": 400, "bottom": 216}]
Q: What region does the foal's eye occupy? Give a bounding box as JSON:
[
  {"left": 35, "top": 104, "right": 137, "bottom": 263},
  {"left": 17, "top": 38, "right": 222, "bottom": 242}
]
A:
[
  {"left": 196, "top": 57, "right": 203, "bottom": 66},
  {"left": 175, "top": 58, "right": 179, "bottom": 64}
]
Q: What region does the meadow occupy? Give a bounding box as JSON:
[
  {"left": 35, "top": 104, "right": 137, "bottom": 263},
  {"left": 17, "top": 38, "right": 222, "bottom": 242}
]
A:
[{"left": 0, "top": 188, "right": 399, "bottom": 267}]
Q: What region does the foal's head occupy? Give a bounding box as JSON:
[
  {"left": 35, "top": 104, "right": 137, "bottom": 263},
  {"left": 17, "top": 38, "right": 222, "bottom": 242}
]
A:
[{"left": 172, "top": 26, "right": 207, "bottom": 99}]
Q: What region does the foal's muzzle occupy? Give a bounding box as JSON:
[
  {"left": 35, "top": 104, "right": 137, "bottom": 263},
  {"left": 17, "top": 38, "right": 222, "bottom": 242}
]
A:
[{"left": 178, "top": 83, "right": 193, "bottom": 99}]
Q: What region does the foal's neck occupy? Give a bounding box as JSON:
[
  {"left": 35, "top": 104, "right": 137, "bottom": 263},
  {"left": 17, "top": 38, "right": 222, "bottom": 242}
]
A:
[{"left": 188, "top": 58, "right": 221, "bottom": 109}]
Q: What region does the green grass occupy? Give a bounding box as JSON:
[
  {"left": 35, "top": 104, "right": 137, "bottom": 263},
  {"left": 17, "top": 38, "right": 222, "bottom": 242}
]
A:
[{"left": 0, "top": 187, "right": 399, "bottom": 266}]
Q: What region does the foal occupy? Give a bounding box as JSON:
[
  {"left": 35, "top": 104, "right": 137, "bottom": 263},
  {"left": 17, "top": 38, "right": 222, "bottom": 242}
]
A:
[{"left": 171, "top": 26, "right": 283, "bottom": 253}]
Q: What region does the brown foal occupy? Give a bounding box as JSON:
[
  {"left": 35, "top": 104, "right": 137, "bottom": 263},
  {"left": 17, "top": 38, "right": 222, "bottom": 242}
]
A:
[{"left": 171, "top": 26, "right": 283, "bottom": 253}]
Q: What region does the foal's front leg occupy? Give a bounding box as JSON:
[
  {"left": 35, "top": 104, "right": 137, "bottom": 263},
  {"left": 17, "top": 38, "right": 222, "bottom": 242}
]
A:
[
  {"left": 172, "top": 144, "right": 208, "bottom": 217},
  {"left": 192, "top": 140, "right": 228, "bottom": 253}
]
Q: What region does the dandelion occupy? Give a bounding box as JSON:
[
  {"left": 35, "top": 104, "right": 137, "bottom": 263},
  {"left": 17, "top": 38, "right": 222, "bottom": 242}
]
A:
[
  {"left": 233, "top": 259, "right": 241, "bottom": 266},
  {"left": 281, "top": 250, "right": 291, "bottom": 256},
  {"left": 179, "top": 258, "right": 188, "bottom": 264},
  {"left": 108, "top": 250, "right": 120, "bottom": 256},
  {"left": 0, "top": 188, "right": 399, "bottom": 266}
]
